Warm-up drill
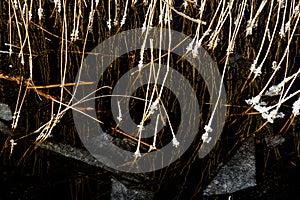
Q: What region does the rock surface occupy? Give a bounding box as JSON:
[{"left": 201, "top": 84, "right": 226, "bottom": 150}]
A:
[
  {"left": 0, "top": 103, "right": 13, "bottom": 121},
  {"left": 203, "top": 137, "right": 256, "bottom": 195},
  {"left": 0, "top": 103, "right": 12, "bottom": 135},
  {"left": 110, "top": 178, "right": 154, "bottom": 200}
]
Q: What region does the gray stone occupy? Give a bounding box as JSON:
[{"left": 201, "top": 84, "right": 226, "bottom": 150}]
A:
[
  {"left": 0, "top": 121, "right": 10, "bottom": 135},
  {"left": 110, "top": 178, "right": 154, "bottom": 200},
  {"left": 0, "top": 103, "right": 12, "bottom": 134},
  {"left": 0, "top": 103, "right": 13, "bottom": 121},
  {"left": 39, "top": 141, "right": 152, "bottom": 184},
  {"left": 264, "top": 134, "right": 285, "bottom": 148},
  {"left": 203, "top": 137, "right": 256, "bottom": 195}
]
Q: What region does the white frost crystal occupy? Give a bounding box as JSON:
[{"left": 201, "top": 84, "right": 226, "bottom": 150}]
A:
[{"left": 292, "top": 98, "right": 300, "bottom": 116}]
